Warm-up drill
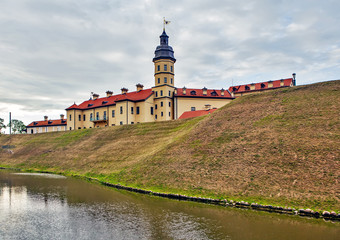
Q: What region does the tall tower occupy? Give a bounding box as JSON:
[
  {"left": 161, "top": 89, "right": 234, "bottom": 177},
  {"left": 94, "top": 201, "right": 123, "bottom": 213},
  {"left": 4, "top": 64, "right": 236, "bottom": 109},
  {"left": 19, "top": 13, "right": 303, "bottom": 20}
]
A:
[{"left": 152, "top": 30, "right": 176, "bottom": 121}]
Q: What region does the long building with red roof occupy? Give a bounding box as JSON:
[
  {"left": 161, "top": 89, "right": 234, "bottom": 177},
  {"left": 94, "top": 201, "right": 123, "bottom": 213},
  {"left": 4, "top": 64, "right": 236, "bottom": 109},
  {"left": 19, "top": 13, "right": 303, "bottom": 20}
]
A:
[
  {"left": 229, "top": 75, "right": 296, "bottom": 97},
  {"left": 26, "top": 115, "right": 67, "bottom": 134}
]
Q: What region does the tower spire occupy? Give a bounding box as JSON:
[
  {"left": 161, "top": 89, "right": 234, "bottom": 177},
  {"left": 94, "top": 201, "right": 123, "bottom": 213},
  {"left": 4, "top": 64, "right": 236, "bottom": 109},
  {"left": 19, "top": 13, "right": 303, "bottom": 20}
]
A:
[{"left": 153, "top": 28, "right": 175, "bottom": 62}]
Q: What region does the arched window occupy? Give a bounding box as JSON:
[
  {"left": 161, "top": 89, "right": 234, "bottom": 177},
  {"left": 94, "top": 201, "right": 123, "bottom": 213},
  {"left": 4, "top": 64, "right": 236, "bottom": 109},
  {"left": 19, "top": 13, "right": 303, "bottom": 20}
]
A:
[{"left": 190, "top": 90, "right": 196, "bottom": 95}]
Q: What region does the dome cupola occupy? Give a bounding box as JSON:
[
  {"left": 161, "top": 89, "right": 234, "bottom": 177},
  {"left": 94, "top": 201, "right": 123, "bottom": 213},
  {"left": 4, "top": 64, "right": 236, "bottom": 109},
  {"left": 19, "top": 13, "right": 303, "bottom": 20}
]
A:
[{"left": 153, "top": 30, "right": 176, "bottom": 62}]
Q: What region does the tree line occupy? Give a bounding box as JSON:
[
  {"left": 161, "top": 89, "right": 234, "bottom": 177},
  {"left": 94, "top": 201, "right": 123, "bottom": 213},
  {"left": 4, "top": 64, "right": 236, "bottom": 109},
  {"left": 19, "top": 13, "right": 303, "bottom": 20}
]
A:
[{"left": 0, "top": 118, "right": 26, "bottom": 134}]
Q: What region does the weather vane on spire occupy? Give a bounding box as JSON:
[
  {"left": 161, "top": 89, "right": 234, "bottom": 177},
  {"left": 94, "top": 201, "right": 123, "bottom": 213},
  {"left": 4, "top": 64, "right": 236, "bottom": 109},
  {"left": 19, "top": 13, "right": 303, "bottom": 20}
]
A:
[{"left": 163, "top": 17, "right": 171, "bottom": 31}]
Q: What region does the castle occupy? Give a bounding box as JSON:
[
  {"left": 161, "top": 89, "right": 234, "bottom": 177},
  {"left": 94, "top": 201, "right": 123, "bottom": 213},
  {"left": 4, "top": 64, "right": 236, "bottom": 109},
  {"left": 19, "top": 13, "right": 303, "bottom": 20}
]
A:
[
  {"left": 64, "top": 29, "right": 235, "bottom": 130},
  {"left": 26, "top": 29, "right": 295, "bottom": 133}
]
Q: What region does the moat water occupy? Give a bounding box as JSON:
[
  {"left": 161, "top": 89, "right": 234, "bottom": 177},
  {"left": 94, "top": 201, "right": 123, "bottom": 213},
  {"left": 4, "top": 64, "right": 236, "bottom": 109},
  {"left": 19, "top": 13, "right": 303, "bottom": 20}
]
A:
[{"left": 0, "top": 170, "right": 338, "bottom": 240}]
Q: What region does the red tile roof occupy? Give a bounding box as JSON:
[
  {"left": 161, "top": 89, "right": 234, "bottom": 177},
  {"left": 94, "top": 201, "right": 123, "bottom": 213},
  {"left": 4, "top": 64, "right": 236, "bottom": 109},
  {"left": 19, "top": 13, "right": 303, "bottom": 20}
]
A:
[
  {"left": 175, "top": 88, "right": 234, "bottom": 98},
  {"left": 229, "top": 78, "right": 293, "bottom": 94},
  {"left": 179, "top": 109, "right": 217, "bottom": 119},
  {"left": 66, "top": 89, "right": 154, "bottom": 110},
  {"left": 27, "top": 119, "right": 67, "bottom": 127}
]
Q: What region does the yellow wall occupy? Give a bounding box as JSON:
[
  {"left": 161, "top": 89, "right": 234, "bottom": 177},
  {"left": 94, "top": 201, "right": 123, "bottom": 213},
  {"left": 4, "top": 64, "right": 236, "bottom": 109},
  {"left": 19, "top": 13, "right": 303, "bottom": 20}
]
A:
[
  {"left": 67, "top": 109, "right": 83, "bottom": 130},
  {"left": 138, "top": 95, "right": 157, "bottom": 123},
  {"left": 66, "top": 96, "right": 159, "bottom": 129},
  {"left": 92, "top": 107, "right": 110, "bottom": 128},
  {"left": 27, "top": 125, "right": 67, "bottom": 134},
  {"left": 66, "top": 94, "right": 233, "bottom": 129},
  {"left": 115, "top": 101, "right": 128, "bottom": 125},
  {"left": 154, "top": 59, "right": 175, "bottom": 87}
]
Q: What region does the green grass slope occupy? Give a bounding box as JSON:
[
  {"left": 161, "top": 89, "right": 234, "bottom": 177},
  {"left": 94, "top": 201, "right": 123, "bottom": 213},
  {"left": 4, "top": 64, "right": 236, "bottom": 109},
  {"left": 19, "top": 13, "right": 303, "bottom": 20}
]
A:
[{"left": 1, "top": 80, "right": 339, "bottom": 211}]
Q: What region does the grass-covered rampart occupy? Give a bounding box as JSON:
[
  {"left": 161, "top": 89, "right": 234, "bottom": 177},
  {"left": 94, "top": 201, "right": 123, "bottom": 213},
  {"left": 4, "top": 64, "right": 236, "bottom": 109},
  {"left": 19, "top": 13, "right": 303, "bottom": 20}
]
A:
[{"left": 1, "top": 80, "right": 339, "bottom": 212}]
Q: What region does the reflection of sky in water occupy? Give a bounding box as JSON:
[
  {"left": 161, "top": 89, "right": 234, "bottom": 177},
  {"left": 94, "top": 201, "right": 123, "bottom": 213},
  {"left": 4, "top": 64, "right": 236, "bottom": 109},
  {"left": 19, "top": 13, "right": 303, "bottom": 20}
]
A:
[
  {"left": 0, "top": 185, "right": 152, "bottom": 239},
  {"left": 0, "top": 171, "right": 339, "bottom": 240},
  {"left": 0, "top": 181, "right": 216, "bottom": 239}
]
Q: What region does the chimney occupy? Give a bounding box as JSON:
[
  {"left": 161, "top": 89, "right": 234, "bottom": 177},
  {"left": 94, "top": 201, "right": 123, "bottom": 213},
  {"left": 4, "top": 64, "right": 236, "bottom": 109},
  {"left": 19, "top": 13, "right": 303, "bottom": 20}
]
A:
[
  {"left": 221, "top": 88, "right": 225, "bottom": 96},
  {"left": 292, "top": 73, "right": 296, "bottom": 86},
  {"left": 121, "top": 88, "right": 128, "bottom": 94},
  {"left": 60, "top": 114, "right": 64, "bottom": 120},
  {"left": 182, "top": 86, "right": 187, "bottom": 95},
  {"left": 202, "top": 87, "right": 207, "bottom": 95},
  {"left": 136, "top": 83, "right": 144, "bottom": 92},
  {"left": 229, "top": 90, "right": 235, "bottom": 98},
  {"left": 44, "top": 116, "right": 48, "bottom": 121},
  {"left": 106, "top": 90, "right": 113, "bottom": 97},
  {"left": 92, "top": 93, "right": 99, "bottom": 100}
]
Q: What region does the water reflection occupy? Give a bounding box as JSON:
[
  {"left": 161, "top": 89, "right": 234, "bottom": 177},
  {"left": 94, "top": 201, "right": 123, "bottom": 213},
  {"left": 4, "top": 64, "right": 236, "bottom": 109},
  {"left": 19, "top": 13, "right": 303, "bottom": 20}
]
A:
[{"left": 0, "top": 170, "right": 339, "bottom": 240}]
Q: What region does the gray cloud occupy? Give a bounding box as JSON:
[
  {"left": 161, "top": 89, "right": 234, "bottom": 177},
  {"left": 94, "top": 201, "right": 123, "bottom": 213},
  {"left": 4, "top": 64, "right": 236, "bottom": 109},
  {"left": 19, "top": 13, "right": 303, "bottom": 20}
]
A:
[{"left": 0, "top": 0, "right": 339, "bottom": 125}]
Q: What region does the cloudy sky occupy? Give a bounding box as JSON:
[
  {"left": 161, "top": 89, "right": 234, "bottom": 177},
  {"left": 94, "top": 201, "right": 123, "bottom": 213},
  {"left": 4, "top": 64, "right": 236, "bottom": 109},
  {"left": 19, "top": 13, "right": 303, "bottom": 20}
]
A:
[{"left": 1, "top": 0, "right": 339, "bottom": 128}]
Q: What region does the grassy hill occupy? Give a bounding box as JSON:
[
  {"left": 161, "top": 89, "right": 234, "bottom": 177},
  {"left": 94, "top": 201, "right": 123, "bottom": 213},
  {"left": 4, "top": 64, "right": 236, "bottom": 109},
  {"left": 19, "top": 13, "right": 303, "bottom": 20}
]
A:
[{"left": 1, "top": 80, "right": 339, "bottom": 211}]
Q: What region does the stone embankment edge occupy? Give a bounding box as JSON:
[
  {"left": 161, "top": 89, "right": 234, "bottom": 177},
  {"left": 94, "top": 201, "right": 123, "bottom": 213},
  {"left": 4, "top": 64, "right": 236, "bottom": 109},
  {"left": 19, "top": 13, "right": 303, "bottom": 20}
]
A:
[{"left": 1, "top": 167, "right": 339, "bottom": 221}]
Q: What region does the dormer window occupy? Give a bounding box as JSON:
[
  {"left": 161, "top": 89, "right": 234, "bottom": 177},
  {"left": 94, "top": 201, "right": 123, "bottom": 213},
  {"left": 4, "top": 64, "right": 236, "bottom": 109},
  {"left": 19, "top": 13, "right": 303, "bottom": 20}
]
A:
[
  {"left": 233, "top": 87, "right": 237, "bottom": 92},
  {"left": 190, "top": 90, "right": 196, "bottom": 95},
  {"left": 261, "top": 83, "right": 265, "bottom": 88},
  {"left": 88, "top": 103, "right": 93, "bottom": 107},
  {"left": 48, "top": 120, "right": 52, "bottom": 124},
  {"left": 102, "top": 101, "right": 108, "bottom": 105},
  {"left": 211, "top": 91, "right": 217, "bottom": 96},
  {"left": 245, "top": 86, "right": 250, "bottom": 91},
  {"left": 33, "top": 122, "right": 37, "bottom": 125},
  {"left": 202, "top": 87, "right": 207, "bottom": 95}
]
